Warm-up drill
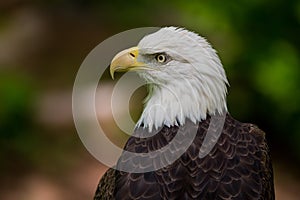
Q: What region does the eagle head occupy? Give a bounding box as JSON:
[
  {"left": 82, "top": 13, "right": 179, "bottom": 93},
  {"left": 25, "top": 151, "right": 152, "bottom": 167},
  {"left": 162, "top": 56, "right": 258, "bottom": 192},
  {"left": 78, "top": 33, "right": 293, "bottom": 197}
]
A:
[{"left": 110, "top": 27, "right": 228, "bottom": 131}]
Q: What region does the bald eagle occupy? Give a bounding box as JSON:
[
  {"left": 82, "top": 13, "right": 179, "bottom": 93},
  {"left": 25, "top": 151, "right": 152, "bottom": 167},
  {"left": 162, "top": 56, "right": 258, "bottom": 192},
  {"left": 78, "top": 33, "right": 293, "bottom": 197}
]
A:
[{"left": 94, "top": 27, "right": 275, "bottom": 200}]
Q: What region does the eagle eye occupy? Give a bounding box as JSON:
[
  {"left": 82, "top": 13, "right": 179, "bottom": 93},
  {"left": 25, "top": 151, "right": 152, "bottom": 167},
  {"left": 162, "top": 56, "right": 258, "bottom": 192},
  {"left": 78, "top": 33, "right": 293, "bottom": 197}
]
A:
[{"left": 155, "top": 54, "right": 167, "bottom": 63}]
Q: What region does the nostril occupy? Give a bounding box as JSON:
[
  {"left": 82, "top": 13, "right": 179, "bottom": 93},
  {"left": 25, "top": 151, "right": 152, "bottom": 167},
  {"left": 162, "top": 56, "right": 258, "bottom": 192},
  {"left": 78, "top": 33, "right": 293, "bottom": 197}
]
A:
[{"left": 129, "top": 53, "right": 135, "bottom": 58}]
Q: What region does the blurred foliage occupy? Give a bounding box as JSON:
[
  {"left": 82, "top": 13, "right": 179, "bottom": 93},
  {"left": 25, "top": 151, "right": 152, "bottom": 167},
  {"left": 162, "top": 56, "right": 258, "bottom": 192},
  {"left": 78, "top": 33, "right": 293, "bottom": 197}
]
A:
[
  {"left": 0, "top": 72, "right": 34, "bottom": 138},
  {"left": 0, "top": 0, "right": 299, "bottom": 181}
]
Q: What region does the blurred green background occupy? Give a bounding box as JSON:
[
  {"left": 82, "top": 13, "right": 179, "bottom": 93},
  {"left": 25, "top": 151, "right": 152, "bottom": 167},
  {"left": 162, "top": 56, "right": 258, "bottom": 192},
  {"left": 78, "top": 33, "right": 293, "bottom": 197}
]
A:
[{"left": 0, "top": 0, "right": 300, "bottom": 199}]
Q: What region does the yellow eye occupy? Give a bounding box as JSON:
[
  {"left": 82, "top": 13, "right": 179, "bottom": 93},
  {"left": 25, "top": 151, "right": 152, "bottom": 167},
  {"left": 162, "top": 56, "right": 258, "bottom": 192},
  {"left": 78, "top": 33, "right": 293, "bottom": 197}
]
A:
[{"left": 155, "top": 54, "right": 167, "bottom": 63}]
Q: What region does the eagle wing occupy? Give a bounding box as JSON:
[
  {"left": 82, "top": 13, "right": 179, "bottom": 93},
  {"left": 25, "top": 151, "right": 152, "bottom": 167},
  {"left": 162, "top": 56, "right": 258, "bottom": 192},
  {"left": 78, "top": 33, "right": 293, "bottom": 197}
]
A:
[
  {"left": 245, "top": 124, "right": 275, "bottom": 199},
  {"left": 94, "top": 168, "right": 116, "bottom": 200},
  {"left": 94, "top": 115, "right": 275, "bottom": 200}
]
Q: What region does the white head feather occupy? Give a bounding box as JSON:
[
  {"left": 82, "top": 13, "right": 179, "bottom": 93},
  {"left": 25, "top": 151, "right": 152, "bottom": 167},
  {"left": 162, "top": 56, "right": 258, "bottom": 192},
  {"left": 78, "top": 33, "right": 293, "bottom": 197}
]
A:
[{"left": 135, "top": 27, "right": 228, "bottom": 131}]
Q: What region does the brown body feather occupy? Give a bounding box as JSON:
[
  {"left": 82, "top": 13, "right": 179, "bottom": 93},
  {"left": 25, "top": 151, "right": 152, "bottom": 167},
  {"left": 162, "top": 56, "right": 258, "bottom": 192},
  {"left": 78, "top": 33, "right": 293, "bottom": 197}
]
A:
[{"left": 94, "top": 114, "right": 274, "bottom": 200}]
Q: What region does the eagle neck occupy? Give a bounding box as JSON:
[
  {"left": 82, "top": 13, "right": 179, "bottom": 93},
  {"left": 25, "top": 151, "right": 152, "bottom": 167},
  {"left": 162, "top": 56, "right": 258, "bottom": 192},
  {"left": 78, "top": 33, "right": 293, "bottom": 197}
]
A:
[{"left": 136, "top": 79, "right": 227, "bottom": 132}]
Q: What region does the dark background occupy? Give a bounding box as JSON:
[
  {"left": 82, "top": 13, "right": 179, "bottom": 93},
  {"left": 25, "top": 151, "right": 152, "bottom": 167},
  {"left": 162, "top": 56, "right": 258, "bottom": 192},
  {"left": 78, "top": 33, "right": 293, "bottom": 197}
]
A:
[{"left": 0, "top": 0, "right": 299, "bottom": 199}]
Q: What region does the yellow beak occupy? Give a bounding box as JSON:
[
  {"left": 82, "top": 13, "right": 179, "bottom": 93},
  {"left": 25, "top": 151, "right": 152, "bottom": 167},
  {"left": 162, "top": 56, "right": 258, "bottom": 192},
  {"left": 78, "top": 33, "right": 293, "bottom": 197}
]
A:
[{"left": 110, "top": 47, "right": 145, "bottom": 79}]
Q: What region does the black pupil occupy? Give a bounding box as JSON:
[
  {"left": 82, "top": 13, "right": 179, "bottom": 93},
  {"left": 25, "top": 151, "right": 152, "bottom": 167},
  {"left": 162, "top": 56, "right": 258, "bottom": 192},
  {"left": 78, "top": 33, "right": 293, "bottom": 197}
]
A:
[{"left": 158, "top": 55, "right": 164, "bottom": 62}]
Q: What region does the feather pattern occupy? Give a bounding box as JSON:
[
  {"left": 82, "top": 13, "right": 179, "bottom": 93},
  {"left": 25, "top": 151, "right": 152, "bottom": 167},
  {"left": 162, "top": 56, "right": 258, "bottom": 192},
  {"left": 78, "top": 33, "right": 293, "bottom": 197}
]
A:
[{"left": 94, "top": 114, "right": 275, "bottom": 200}]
